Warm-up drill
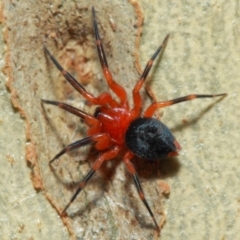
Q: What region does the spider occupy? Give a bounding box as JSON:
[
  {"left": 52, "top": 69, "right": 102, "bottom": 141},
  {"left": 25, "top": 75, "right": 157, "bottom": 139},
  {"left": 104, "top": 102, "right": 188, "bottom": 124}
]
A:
[{"left": 42, "top": 7, "right": 226, "bottom": 233}]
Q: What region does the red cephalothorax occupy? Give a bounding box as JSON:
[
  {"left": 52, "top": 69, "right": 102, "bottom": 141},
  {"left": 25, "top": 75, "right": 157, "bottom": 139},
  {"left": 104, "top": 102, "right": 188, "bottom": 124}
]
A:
[
  {"left": 95, "top": 106, "right": 132, "bottom": 145},
  {"left": 42, "top": 7, "right": 226, "bottom": 233}
]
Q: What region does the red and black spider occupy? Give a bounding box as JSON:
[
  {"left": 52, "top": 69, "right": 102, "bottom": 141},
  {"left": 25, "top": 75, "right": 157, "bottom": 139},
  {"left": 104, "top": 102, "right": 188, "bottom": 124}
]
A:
[{"left": 42, "top": 7, "right": 226, "bottom": 233}]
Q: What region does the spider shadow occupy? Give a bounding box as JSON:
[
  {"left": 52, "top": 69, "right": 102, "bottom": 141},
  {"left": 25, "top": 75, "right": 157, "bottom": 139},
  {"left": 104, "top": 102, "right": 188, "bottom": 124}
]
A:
[
  {"left": 48, "top": 157, "right": 102, "bottom": 218},
  {"left": 123, "top": 97, "right": 226, "bottom": 230},
  {"left": 127, "top": 98, "right": 225, "bottom": 182},
  {"left": 41, "top": 100, "right": 72, "bottom": 149},
  {"left": 41, "top": 102, "right": 103, "bottom": 215},
  {"left": 43, "top": 97, "right": 225, "bottom": 224},
  {"left": 123, "top": 156, "right": 180, "bottom": 231},
  {"left": 73, "top": 155, "right": 125, "bottom": 218},
  {"left": 71, "top": 152, "right": 124, "bottom": 218},
  {"left": 41, "top": 101, "right": 124, "bottom": 217},
  {"left": 170, "top": 96, "right": 225, "bottom": 132},
  {"left": 49, "top": 146, "right": 123, "bottom": 218}
]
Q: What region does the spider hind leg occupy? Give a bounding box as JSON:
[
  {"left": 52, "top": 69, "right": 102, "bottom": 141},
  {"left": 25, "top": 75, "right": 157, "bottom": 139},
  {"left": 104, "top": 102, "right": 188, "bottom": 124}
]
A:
[{"left": 123, "top": 151, "right": 161, "bottom": 233}]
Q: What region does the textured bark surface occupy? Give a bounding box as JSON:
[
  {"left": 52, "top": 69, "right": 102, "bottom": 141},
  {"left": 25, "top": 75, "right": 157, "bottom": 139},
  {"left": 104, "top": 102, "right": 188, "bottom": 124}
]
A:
[{"left": 0, "top": 0, "right": 239, "bottom": 239}]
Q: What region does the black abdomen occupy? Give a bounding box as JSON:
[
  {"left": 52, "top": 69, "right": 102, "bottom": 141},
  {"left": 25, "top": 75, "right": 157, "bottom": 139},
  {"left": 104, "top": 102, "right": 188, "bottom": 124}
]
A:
[{"left": 125, "top": 118, "right": 177, "bottom": 161}]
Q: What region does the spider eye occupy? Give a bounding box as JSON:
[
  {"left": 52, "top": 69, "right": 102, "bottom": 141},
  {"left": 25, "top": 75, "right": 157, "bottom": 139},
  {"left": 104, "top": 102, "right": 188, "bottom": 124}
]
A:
[{"left": 125, "top": 117, "right": 178, "bottom": 161}]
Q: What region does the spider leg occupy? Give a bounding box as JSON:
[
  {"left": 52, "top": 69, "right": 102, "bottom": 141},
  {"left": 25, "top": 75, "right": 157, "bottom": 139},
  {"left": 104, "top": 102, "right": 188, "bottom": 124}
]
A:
[
  {"left": 42, "top": 99, "right": 102, "bottom": 135},
  {"left": 144, "top": 93, "right": 227, "bottom": 117},
  {"left": 49, "top": 133, "right": 110, "bottom": 164},
  {"left": 92, "top": 7, "right": 128, "bottom": 107},
  {"left": 62, "top": 145, "right": 121, "bottom": 214},
  {"left": 44, "top": 47, "right": 118, "bottom": 106},
  {"left": 130, "top": 35, "right": 169, "bottom": 119},
  {"left": 42, "top": 99, "right": 100, "bottom": 126},
  {"left": 123, "top": 151, "right": 160, "bottom": 233}
]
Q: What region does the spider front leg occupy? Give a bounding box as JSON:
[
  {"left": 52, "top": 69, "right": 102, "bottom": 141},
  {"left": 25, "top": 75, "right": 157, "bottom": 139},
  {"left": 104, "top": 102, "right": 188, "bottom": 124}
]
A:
[
  {"left": 123, "top": 151, "right": 160, "bottom": 233},
  {"left": 62, "top": 145, "right": 121, "bottom": 215},
  {"left": 43, "top": 47, "right": 118, "bottom": 107},
  {"left": 144, "top": 93, "right": 227, "bottom": 117},
  {"left": 92, "top": 7, "right": 128, "bottom": 107}
]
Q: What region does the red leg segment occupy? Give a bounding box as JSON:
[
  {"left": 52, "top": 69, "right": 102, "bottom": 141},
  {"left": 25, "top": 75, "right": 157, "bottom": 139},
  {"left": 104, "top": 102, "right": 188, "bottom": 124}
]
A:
[
  {"left": 130, "top": 35, "right": 169, "bottom": 119},
  {"left": 144, "top": 93, "right": 227, "bottom": 117},
  {"left": 92, "top": 7, "right": 128, "bottom": 107},
  {"left": 62, "top": 145, "right": 121, "bottom": 214},
  {"left": 123, "top": 151, "right": 160, "bottom": 232}
]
